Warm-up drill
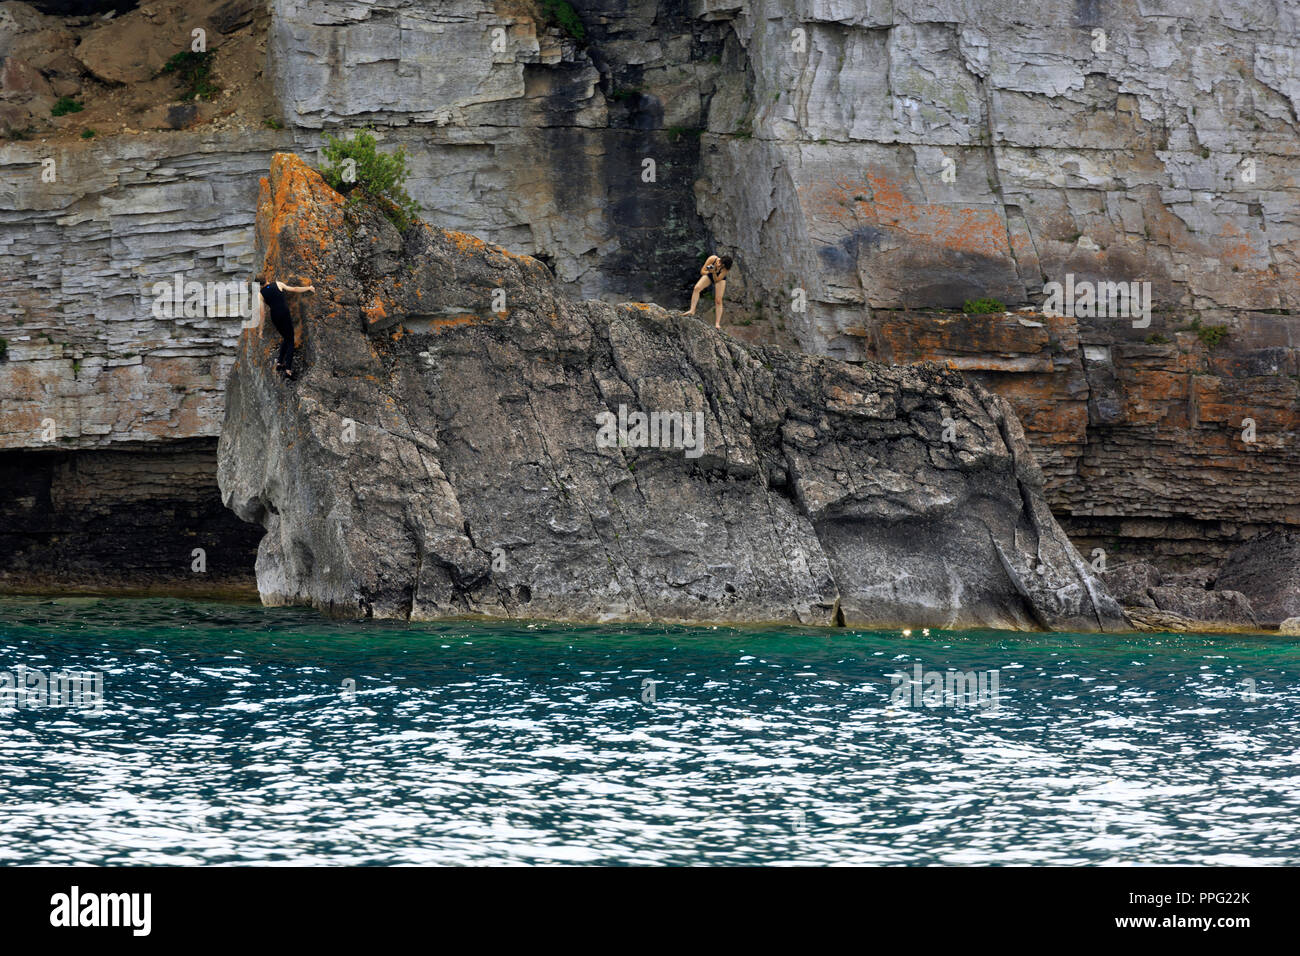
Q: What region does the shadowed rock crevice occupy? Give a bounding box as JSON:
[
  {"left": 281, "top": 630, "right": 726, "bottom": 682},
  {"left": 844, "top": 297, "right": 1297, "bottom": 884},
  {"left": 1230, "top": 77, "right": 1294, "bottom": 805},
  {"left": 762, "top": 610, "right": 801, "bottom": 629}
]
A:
[{"left": 217, "top": 153, "right": 1128, "bottom": 631}]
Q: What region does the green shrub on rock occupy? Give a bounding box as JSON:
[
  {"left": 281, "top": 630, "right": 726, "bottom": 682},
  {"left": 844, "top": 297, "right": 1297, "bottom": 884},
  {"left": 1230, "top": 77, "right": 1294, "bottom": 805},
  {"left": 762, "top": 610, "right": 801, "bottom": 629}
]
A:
[
  {"left": 320, "top": 130, "right": 421, "bottom": 232},
  {"left": 963, "top": 297, "right": 1006, "bottom": 314},
  {"left": 540, "top": 0, "right": 585, "bottom": 41},
  {"left": 162, "top": 51, "right": 219, "bottom": 101},
  {"left": 51, "top": 96, "right": 83, "bottom": 117}
]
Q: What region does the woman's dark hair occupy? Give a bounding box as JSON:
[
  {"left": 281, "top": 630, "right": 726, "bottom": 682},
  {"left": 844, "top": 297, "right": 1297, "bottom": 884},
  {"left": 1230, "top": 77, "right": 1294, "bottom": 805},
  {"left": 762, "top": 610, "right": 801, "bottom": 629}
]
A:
[{"left": 720, "top": 255, "right": 733, "bottom": 270}]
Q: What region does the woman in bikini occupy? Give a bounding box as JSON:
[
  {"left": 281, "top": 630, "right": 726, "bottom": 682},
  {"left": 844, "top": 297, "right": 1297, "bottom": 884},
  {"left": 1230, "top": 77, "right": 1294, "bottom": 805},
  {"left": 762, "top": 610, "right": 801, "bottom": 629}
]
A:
[{"left": 684, "top": 254, "right": 732, "bottom": 329}]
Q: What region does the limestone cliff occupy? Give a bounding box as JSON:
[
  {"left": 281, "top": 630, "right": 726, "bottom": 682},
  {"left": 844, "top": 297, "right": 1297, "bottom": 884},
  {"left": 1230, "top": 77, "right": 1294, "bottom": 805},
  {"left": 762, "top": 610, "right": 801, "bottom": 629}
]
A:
[
  {"left": 859, "top": 306, "right": 1300, "bottom": 576},
  {"left": 262, "top": 0, "right": 1300, "bottom": 353},
  {"left": 216, "top": 154, "right": 1127, "bottom": 630},
  {"left": 699, "top": 0, "right": 1300, "bottom": 355},
  {"left": 4, "top": 0, "right": 1300, "bottom": 598},
  {"left": 252, "top": 0, "right": 1300, "bottom": 577}
]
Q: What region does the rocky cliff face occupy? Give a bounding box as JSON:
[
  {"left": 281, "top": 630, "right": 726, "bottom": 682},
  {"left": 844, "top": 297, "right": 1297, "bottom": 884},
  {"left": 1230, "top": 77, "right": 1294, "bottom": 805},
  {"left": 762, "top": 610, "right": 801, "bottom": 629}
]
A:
[
  {"left": 217, "top": 153, "right": 1127, "bottom": 631},
  {"left": 4, "top": 0, "right": 1299, "bottom": 601},
  {"left": 1, "top": 0, "right": 289, "bottom": 452},
  {"left": 700, "top": 0, "right": 1300, "bottom": 356},
  {"left": 0, "top": 1, "right": 284, "bottom": 592},
  {"left": 263, "top": 0, "right": 1300, "bottom": 353},
  {"left": 266, "top": 0, "right": 723, "bottom": 307},
  {"left": 254, "top": 0, "right": 1300, "bottom": 582},
  {"left": 860, "top": 306, "right": 1300, "bottom": 576},
  {"left": 0, "top": 132, "right": 287, "bottom": 450}
]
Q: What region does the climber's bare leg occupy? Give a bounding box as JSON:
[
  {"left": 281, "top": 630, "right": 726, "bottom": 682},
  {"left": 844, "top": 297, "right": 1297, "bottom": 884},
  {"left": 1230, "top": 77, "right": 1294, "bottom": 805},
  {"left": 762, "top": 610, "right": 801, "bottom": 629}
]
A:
[
  {"left": 713, "top": 279, "right": 726, "bottom": 329},
  {"left": 685, "top": 275, "right": 710, "bottom": 316}
]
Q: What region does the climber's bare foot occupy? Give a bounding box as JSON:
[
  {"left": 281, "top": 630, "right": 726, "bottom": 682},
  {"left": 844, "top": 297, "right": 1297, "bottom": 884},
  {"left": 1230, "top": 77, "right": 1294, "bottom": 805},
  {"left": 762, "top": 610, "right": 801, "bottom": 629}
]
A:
[{"left": 714, "top": 321, "right": 722, "bottom": 330}]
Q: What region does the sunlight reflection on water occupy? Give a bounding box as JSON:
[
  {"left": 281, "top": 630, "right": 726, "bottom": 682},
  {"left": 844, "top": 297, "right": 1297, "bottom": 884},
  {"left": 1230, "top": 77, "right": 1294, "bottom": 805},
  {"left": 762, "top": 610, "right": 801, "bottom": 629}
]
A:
[{"left": 2, "top": 597, "right": 1298, "bottom": 865}]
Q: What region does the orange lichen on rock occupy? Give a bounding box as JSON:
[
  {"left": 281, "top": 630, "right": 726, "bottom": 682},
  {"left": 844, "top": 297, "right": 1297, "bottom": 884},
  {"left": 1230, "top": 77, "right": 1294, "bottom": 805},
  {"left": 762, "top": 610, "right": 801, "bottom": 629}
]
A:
[
  {"left": 807, "top": 172, "right": 1012, "bottom": 261},
  {"left": 428, "top": 314, "right": 484, "bottom": 332},
  {"left": 260, "top": 153, "right": 347, "bottom": 282},
  {"left": 447, "top": 231, "right": 489, "bottom": 255},
  {"left": 1215, "top": 220, "right": 1265, "bottom": 269},
  {"left": 364, "top": 297, "right": 388, "bottom": 324}
]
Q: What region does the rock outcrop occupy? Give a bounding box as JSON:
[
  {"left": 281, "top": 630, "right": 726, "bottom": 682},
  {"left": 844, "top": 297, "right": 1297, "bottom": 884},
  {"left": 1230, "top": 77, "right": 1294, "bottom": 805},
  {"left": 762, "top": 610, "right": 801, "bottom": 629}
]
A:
[
  {"left": 863, "top": 306, "right": 1300, "bottom": 578},
  {"left": 216, "top": 153, "right": 1128, "bottom": 631},
  {"left": 1099, "top": 561, "right": 1163, "bottom": 610},
  {"left": 1215, "top": 530, "right": 1300, "bottom": 627},
  {"left": 1100, "top": 559, "right": 1260, "bottom": 631},
  {"left": 1148, "top": 586, "right": 1258, "bottom": 630}
]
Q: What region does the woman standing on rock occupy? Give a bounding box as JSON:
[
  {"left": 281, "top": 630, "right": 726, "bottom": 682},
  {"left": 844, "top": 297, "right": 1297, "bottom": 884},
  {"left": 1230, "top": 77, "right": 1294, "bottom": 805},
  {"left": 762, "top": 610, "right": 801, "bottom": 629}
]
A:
[
  {"left": 257, "top": 273, "right": 315, "bottom": 379},
  {"left": 684, "top": 253, "right": 732, "bottom": 329}
]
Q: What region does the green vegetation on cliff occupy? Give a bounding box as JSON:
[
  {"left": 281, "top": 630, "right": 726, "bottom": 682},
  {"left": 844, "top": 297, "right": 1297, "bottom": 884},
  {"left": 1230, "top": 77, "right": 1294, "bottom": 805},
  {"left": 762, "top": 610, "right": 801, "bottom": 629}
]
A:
[
  {"left": 161, "top": 51, "right": 219, "bottom": 102},
  {"left": 50, "top": 96, "right": 83, "bottom": 117},
  {"left": 320, "top": 130, "right": 421, "bottom": 232},
  {"left": 963, "top": 297, "right": 1006, "bottom": 314},
  {"left": 539, "top": 0, "right": 586, "bottom": 42}
]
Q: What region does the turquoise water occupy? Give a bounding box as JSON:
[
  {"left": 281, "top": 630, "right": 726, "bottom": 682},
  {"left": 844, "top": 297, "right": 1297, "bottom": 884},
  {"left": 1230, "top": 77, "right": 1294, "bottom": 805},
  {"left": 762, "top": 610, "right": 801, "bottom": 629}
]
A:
[{"left": 2, "top": 596, "right": 1299, "bottom": 866}]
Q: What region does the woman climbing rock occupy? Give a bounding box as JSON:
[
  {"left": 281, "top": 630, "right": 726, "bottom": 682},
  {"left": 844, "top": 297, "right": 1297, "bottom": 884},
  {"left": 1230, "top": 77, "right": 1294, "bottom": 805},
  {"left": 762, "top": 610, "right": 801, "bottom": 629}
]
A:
[
  {"left": 683, "top": 254, "right": 732, "bottom": 329},
  {"left": 257, "top": 273, "right": 315, "bottom": 379}
]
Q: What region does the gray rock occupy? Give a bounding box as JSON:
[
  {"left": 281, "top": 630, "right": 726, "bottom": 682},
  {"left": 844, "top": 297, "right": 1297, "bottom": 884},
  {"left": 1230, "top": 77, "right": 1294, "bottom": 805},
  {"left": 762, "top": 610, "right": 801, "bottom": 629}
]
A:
[
  {"left": 714, "top": 1, "right": 1300, "bottom": 355},
  {"left": 1162, "top": 570, "right": 1216, "bottom": 590},
  {"left": 5, "top": 0, "right": 1300, "bottom": 603},
  {"left": 212, "top": 0, "right": 260, "bottom": 34},
  {"left": 266, "top": 0, "right": 1300, "bottom": 347},
  {"left": 1098, "top": 562, "right": 1162, "bottom": 608},
  {"left": 1277, "top": 617, "right": 1300, "bottom": 636},
  {"left": 0, "top": 130, "right": 298, "bottom": 451},
  {"left": 216, "top": 153, "right": 1128, "bottom": 631},
  {"left": 1149, "top": 586, "right": 1259, "bottom": 630},
  {"left": 1215, "top": 530, "right": 1300, "bottom": 627},
  {"left": 1125, "top": 607, "right": 1194, "bottom": 634}
]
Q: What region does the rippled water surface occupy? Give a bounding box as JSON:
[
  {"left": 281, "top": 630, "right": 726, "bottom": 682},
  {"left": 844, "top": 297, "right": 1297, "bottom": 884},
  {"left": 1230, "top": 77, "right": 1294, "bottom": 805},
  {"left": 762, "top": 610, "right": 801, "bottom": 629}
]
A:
[{"left": 2, "top": 596, "right": 1299, "bottom": 865}]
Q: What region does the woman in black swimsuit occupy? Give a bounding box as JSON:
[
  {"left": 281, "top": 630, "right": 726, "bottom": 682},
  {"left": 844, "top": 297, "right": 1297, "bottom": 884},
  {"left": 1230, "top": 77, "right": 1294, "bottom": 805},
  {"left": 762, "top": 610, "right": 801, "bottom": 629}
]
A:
[
  {"left": 257, "top": 274, "right": 315, "bottom": 378},
  {"left": 684, "top": 254, "right": 732, "bottom": 329}
]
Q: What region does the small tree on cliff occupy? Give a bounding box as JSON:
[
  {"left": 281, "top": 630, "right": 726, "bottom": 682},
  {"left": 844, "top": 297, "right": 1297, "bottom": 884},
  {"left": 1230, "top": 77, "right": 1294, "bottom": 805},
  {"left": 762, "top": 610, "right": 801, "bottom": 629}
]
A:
[{"left": 320, "top": 130, "right": 422, "bottom": 232}]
